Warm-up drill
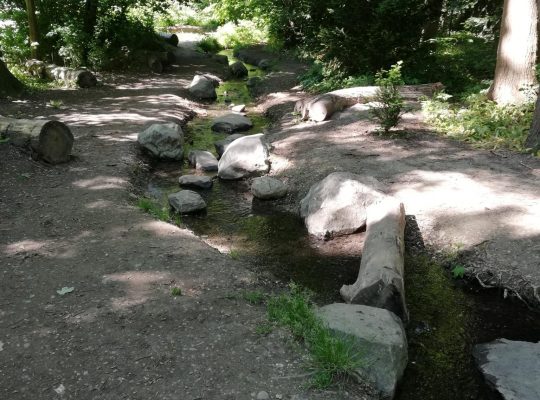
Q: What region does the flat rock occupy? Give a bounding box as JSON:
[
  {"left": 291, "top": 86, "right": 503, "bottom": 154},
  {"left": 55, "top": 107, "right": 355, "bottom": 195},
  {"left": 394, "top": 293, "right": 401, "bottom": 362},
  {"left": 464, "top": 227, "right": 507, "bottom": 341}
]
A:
[
  {"left": 211, "top": 54, "right": 229, "bottom": 65},
  {"left": 299, "top": 172, "right": 385, "bottom": 237},
  {"left": 188, "top": 75, "right": 217, "bottom": 100},
  {"left": 231, "top": 104, "right": 246, "bottom": 112},
  {"left": 258, "top": 59, "right": 271, "bottom": 70},
  {"left": 137, "top": 123, "right": 184, "bottom": 160},
  {"left": 211, "top": 113, "right": 253, "bottom": 134},
  {"left": 188, "top": 150, "right": 218, "bottom": 171},
  {"left": 218, "top": 133, "right": 270, "bottom": 180},
  {"left": 178, "top": 175, "right": 213, "bottom": 190},
  {"left": 473, "top": 339, "right": 540, "bottom": 400},
  {"left": 251, "top": 176, "right": 288, "bottom": 200},
  {"left": 229, "top": 61, "right": 248, "bottom": 78},
  {"left": 316, "top": 303, "right": 407, "bottom": 399},
  {"left": 214, "top": 134, "right": 245, "bottom": 158},
  {"left": 168, "top": 190, "right": 206, "bottom": 213}
]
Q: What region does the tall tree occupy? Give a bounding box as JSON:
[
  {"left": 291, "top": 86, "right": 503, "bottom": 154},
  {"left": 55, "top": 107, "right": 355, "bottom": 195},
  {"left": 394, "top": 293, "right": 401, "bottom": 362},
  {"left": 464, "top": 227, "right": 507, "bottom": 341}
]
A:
[
  {"left": 525, "top": 94, "right": 540, "bottom": 152},
  {"left": 487, "top": 0, "right": 537, "bottom": 105},
  {"left": 25, "top": 0, "right": 40, "bottom": 59}
]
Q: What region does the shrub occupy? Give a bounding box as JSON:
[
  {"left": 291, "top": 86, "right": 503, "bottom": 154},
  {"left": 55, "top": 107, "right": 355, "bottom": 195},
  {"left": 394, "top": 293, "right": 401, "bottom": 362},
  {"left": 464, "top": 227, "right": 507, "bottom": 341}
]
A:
[
  {"left": 370, "top": 61, "right": 405, "bottom": 133},
  {"left": 215, "top": 20, "right": 268, "bottom": 49},
  {"left": 300, "top": 61, "right": 373, "bottom": 93},
  {"left": 196, "top": 36, "right": 223, "bottom": 53}
]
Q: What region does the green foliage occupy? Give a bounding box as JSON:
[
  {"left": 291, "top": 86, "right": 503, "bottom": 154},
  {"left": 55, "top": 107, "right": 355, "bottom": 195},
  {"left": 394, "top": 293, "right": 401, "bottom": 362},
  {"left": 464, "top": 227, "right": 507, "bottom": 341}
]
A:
[
  {"left": 196, "top": 36, "right": 223, "bottom": 53},
  {"left": 215, "top": 20, "right": 268, "bottom": 49},
  {"left": 170, "top": 287, "right": 182, "bottom": 296},
  {"left": 7, "top": 63, "right": 56, "bottom": 92},
  {"left": 137, "top": 197, "right": 174, "bottom": 222},
  {"left": 152, "top": 2, "right": 220, "bottom": 30},
  {"left": 255, "top": 322, "right": 273, "bottom": 335},
  {"left": 451, "top": 265, "right": 466, "bottom": 279},
  {"left": 423, "top": 93, "right": 535, "bottom": 151},
  {"left": 300, "top": 61, "right": 373, "bottom": 93},
  {"left": 370, "top": 61, "right": 405, "bottom": 133},
  {"left": 242, "top": 290, "right": 265, "bottom": 304},
  {"left": 268, "top": 284, "right": 363, "bottom": 388}
]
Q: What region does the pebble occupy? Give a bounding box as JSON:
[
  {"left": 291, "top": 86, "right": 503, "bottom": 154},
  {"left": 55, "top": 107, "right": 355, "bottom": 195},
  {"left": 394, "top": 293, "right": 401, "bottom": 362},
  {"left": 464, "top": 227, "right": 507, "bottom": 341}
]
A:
[{"left": 256, "top": 391, "right": 270, "bottom": 400}]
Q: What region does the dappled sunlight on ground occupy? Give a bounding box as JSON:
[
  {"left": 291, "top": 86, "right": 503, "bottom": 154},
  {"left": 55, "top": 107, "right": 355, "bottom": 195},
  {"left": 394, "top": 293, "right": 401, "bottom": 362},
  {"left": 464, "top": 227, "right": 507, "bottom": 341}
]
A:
[{"left": 72, "top": 175, "right": 127, "bottom": 190}]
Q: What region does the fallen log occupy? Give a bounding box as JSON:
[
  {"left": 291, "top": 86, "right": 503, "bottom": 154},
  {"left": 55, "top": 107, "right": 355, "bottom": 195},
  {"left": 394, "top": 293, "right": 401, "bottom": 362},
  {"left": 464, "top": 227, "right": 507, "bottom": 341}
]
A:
[
  {"left": 25, "top": 59, "right": 46, "bottom": 78},
  {"left": 0, "top": 117, "right": 74, "bottom": 164},
  {"left": 296, "top": 83, "right": 443, "bottom": 122},
  {"left": 44, "top": 65, "right": 97, "bottom": 88},
  {"left": 340, "top": 197, "right": 408, "bottom": 321},
  {"left": 157, "top": 32, "right": 179, "bottom": 47}
]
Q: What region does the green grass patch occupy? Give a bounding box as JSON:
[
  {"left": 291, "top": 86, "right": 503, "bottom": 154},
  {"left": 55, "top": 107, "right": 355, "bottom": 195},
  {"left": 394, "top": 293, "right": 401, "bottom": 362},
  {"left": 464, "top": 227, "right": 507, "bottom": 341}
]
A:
[
  {"left": 171, "top": 287, "right": 182, "bottom": 296},
  {"left": 268, "top": 284, "right": 363, "bottom": 388},
  {"left": 423, "top": 93, "right": 535, "bottom": 152},
  {"left": 137, "top": 197, "right": 180, "bottom": 224},
  {"left": 9, "top": 64, "right": 58, "bottom": 92},
  {"left": 242, "top": 290, "right": 265, "bottom": 305},
  {"left": 196, "top": 36, "right": 223, "bottom": 54},
  {"left": 255, "top": 322, "right": 273, "bottom": 335}
]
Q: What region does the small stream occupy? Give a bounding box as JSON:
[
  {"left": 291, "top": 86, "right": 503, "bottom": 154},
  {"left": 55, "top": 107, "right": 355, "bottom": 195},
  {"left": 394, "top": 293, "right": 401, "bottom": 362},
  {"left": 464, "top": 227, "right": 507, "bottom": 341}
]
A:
[{"left": 140, "top": 48, "right": 540, "bottom": 399}]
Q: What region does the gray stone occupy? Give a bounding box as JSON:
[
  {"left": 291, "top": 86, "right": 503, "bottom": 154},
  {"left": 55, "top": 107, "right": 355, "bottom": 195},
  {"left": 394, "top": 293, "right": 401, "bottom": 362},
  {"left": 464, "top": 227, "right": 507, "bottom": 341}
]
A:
[
  {"left": 214, "top": 134, "right": 245, "bottom": 158},
  {"left": 137, "top": 123, "right": 184, "bottom": 160},
  {"left": 256, "top": 391, "right": 270, "bottom": 400},
  {"left": 473, "top": 339, "right": 540, "bottom": 400},
  {"left": 231, "top": 104, "right": 246, "bottom": 112},
  {"left": 316, "top": 303, "right": 407, "bottom": 399},
  {"left": 251, "top": 176, "right": 287, "bottom": 200},
  {"left": 211, "top": 54, "right": 229, "bottom": 65},
  {"left": 211, "top": 113, "right": 253, "bottom": 134},
  {"left": 168, "top": 190, "right": 206, "bottom": 213},
  {"left": 188, "top": 75, "right": 217, "bottom": 100},
  {"left": 198, "top": 73, "right": 221, "bottom": 87},
  {"left": 188, "top": 150, "right": 218, "bottom": 171},
  {"left": 218, "top": 133, "right": 270, "bottom": 180},
  {"left": 178, "top": 175, "right": 213, "bottom": 190},
  {"left": 229, "top": 61, "right": 248, "bottom": 78},
  {"left": 258, "top": 59, "right": 271, "bottom": 70},
  {"left": 246, "top": 76, "right": 261, "bottom": 87},
  {"left": 299, "top": 172, "right": 385, "bottom": 237}
]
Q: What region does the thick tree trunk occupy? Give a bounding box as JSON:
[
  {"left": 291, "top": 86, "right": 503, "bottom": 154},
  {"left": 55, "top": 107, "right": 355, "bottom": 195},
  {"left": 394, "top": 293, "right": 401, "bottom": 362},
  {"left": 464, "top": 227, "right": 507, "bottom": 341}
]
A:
[
  {"left": 0, "top": 118, "right": 74, "bottom": 164},
  {"left": 525, "top": 93, "right": 540, "bottom": 152},
  {"left": 296, "top": 83, "right": 443, "bottom": 122},
  {"left": 0, "top": 59, "right": 24, "bottom": 97},
  {"left": 25, "top": 0, "right": 40, "bottom": 59},
  {"left": 44, "top": 65, "right": 97, "bottom": 88},
  {"left": 487, "top": 0, "right": 538, "bottom": 105},
  {"left": 82, "top": 0, "right": 99, "bottom": 64},
  {"left": 422, "top": 0, "right": 445, "bottom": 40}
]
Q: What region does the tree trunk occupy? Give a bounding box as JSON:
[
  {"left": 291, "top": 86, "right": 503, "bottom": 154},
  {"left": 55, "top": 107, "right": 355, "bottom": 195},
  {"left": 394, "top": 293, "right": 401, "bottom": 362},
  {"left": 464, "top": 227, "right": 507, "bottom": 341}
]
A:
[
  {"left": 422, "top": 0, "right": 445, "bottom": 41},
  {"left": 25, "top": 0, "right": 40, "bottom": 59},
  {"left": 0, "top": 59, "right": 24, "bottom": 97},
  {"left": 44, "top": 65, "right": 97, "bottom": 88},
  {"left": 82, "top": 0, "right": 99, "bottom": 64},
  {"left": 0, "top": 117, "right": 74, "bottom": 164},
  {"left": 525, "top": 93, "right": 540, "bottom": 152},
  {"left": 487, "top": 0, "right": 538, "bottom": 105}
]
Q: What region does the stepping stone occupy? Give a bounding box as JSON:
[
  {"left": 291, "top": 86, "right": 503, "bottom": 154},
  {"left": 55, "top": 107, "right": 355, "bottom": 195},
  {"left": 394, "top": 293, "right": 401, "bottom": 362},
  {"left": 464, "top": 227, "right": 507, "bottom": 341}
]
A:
[
  {"left": 137, "top": 123, "right": 184, "bottom": 160},
  {"left": 474, "top": 339, "right": 540, "bottom": 400},
  {"left": 218, "top": 133, "right": 270, "bottom": 180},
  {"left": 211, "top": 113, "right": 253, "bottom": 134},
  {"left": 316, "top": 303, "right": 407, "bottom": 399},
  {"left": 251, "top": 176, "right": 288, "bottom": 200},
  {"left": 188, "top": 150, "right": 218, "bottom": 171},
  {"left": 168, "top": 190, "right": 206, "bottom": 213},
  {"left": 188, "top": 75, "right": 217, "bottom": 100},
  {"left": 178, "top": 175, "right": 213, "bottom": 190},
  {"left": 229, "top": 61, "right": 248, "bottom": 78},
  {"left": 214, "top": 134, "right": 245, "bottom": 158}
]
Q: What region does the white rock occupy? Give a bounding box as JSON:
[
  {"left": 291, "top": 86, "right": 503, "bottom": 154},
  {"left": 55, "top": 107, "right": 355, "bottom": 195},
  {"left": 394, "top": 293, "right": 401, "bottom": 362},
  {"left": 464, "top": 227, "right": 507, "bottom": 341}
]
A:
[
  {"left": 168, "top": 190, "right": 206, "bottom": 213},
  {"left": 214, "top": 134, "right": 245, "bottom": 158},
  {"left": 251, "top": 176, "right": 287, "bottom": 200},
  {"left": 256, "top": 391, "right": 270, "bottom": 400},
  {"left": 218, "top": 134, "right": 270, "bottom": 180},
  {"left": 232, "top": 104, "right": 246, "bottom": 112},
  {"left": 188, "top": 150, "right": 218, "bottom": 171},
  {"left": 137, "top": 123, "right": 184, "bottom": 160},
  {"left": 316, "top": 303, "right": 407, "bottom": 399},
  {"left": 299, "top": 172, "right": 385, "bottom": 237}
]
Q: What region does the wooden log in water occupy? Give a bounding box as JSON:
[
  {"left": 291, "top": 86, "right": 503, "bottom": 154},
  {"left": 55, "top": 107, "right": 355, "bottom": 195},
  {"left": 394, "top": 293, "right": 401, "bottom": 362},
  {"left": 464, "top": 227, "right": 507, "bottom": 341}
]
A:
[{"left": 0, "top": 117, "right": 74, "bottom": 164}]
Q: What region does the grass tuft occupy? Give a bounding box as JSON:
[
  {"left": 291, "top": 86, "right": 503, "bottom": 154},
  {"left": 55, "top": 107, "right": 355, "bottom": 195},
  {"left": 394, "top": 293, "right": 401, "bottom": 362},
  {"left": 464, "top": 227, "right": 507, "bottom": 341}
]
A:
[
  {"left": 137, "top": 197, "right": 177, "bottom": 223},
  {"left": 170, "top": 287, "right": 182, "bottom": 296},
  {"left": 242, "top": 290, "right": 265, "bottom": 305},
  {"left": 267, "top": 284, "right": 363, "bottom": 388}
]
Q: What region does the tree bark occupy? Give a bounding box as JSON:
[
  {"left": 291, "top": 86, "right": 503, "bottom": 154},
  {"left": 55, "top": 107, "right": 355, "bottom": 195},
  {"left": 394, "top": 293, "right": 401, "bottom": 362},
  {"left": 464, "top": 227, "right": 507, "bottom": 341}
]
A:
[
  {"left": 422, "top": 0, "right": 445, "bottom": 40},
  {"left": 0, "top": 59, "right": 24, "bottom": 97},
  {"left": 525, "top": 93, "right": 540, "bottom": 152},
  {"left": 0, "top": 117, "right": 74, "bottom": 164},
  {"left": 487, "top": 0, "right": 538, "bottom": 105},
  {"left": 25, "top": 0, "right": 40, "bottom": 59}
]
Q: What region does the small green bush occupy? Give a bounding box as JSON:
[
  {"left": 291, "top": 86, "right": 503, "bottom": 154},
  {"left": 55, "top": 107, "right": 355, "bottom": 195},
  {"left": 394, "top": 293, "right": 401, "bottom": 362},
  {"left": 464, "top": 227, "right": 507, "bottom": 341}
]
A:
[
  {"left": 370, "top": 61, "right": 405, "bottom": 133},
  {"left": 196, "top": 36, "right": 223, "bottom": 53},
  {"left": 171, "top": 287, "right": 182, "bottom": 296},
  {"left": 423, "top": 92, "right": 535, "bottom": 151},
  {"left": 215, "top": 20, "right": 268, "bottom": 49}
]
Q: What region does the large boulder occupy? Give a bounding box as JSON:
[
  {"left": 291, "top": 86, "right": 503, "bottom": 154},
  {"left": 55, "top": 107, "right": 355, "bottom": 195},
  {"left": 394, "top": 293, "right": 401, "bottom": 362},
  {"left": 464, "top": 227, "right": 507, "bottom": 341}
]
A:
[
  {"left": 229, "top": 61, "right": 248, "bottom": 78},
  {"left": 214, "top": 134, "right": 245, "bottom": 158},
  {"left": 251, "top": 176, "right": 288, "bottom": 200},
  {"left": 188, "top": 150, "right": 218, "bottom": 171},
  {"left": 340, "top": 198, "right": 408, "bottom": 322},
  {"left": 299, "top": 172, "right": 385, "bottom": 237},
  {"left": 188, "top": 75, "right": 217, "bottom": 100},
  {"left": 316, "top": 303, "right": 408, "bottom": 399},
  {"left": 168, "top": 190, "right": 206, "bottom": 213},
  {"left": 178, "top": 175, "right": 213, "bottom": 190},
  {"left": 211, "top": 113, "right": 253, "bottom": 134},
  {"left": 473, "top": 339, "right": 540, "bottom": 400},
  {"left": 137, "top": 123, "right": 184, "bottom": 160},
  {"left": 218, "top": 133, "right": 270, "bottom": 180}
]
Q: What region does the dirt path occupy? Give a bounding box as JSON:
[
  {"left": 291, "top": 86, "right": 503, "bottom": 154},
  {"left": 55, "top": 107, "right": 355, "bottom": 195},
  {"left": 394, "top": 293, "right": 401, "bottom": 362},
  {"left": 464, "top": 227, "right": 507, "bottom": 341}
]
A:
[{"left": 0, "top": 58, "right": 372, "bottom": 399}]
